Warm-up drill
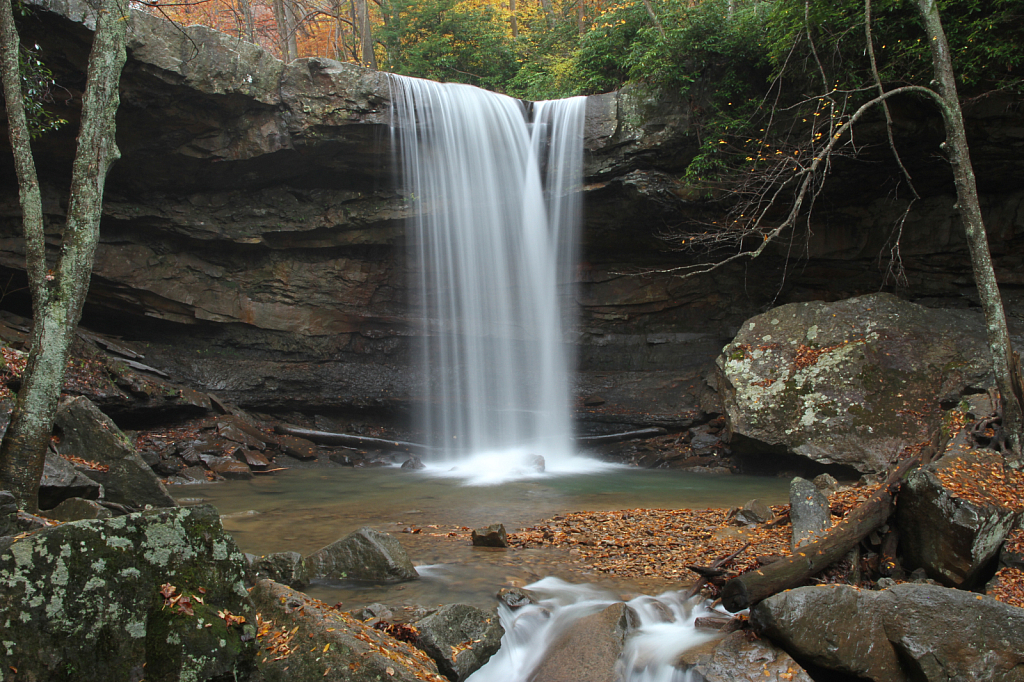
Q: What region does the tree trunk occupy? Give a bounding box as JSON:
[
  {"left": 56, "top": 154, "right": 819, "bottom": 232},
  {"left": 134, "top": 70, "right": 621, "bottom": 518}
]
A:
[
  {"left": 273, "top": 0, "right": 299, "bottom": 62},
  {"left": 641, "top": 0, "right": 665, "bottom": 39},
  {"left": 720, "top": 456, "right": 919, "bottom": 612},
  {"left": 237, "top": 0, "right": 256, "bottom": 43},
  {"left": 539, "top": 0, "right": 552, "bottom": 28},
  {"left": 509, "top": 0, "right": 517, "bottom": 38},
  {"left": 0, "top": 0, "right": 129, "bottom": 512},
  {"left": 356, "top": 0, "right": 377, "bottom": 69},
  {"left": 914, "top": 0, "right": 1022, "bottom": 458}
]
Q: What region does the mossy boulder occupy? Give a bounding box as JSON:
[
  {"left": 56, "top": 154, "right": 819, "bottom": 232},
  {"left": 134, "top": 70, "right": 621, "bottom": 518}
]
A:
[
  {"left": 0, "top": 505, "right": 256, "bottom": 681},
  {"left": 716, "top": 293, "right": 991, "bottom": 473}
]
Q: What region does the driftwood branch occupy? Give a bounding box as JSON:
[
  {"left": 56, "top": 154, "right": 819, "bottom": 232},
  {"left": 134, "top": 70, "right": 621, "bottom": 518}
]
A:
[
  {"left": 576, "top": 427, "right": 667, "bottom": 445},
  {"left": 720, "top": 455, "right": 920, "bottom": 612},
  {"left": 684, "top": 541, "right": 751, "bottom": 599},
  {"left": 274, "top": 425, "right": 669, "bottom": 453},
  {"left": 274, "top": 425, "right": 434, "bottom": 455}
]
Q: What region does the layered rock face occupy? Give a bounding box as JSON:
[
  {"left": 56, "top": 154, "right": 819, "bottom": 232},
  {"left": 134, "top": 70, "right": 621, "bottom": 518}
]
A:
[{"left": 1, "top": 0, "right": 1022, "bottom": 421}]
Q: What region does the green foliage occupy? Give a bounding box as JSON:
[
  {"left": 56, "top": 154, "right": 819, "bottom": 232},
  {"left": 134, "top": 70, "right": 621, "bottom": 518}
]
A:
[
  {"left": 380, "top": 0, "right": 519, "bottom": 91},
  {"left": 765, "top": 0, "right": 1024, "bottom": 94},
  {"left": 18, "top": 45, "right": 67, "bottom": 139}
]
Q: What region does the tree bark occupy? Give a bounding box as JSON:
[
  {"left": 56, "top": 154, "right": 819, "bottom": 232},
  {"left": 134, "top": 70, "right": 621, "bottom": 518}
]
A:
[
  {"left": 641, "top": 0, "right": 665, "bottom": 39},
  {"left": 275, "top": 425, "right": 434, "bottom": 454},
  {"left": 914, "top": 0, "right": 1022, "bottom": 458},
  {"left": 236, "top": 0, "right": 256, "bottom": 43},
  {"left": 356, "top": 0, "right": 376, "bottom": 69},
  {"left": 509, "top": 0, "right": 517, "bottom": 38},
  {"left": 273, "top": 0, "right": 299, "bottom": 62},
  {"left": 0, "top": 0, "right": 129, "bottom": 512},
  {"left": 720, "top": 456, "right": 919, "bottom": 612}
]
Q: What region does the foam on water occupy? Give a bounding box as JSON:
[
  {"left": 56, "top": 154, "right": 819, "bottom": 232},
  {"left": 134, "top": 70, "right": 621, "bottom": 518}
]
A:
[{"left": 468, "top": 577, "right": 720, "bottom": 682}]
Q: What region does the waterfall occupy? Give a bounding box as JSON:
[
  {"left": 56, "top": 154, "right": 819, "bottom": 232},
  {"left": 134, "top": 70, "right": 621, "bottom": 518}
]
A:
[{"left": 389, "top": 76, "right": 599, "bottom": 482}]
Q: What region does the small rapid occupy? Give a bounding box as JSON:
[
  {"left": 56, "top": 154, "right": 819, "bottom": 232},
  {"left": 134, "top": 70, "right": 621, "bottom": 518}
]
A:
[{"left": 468, "top": 578, "right": 721, "bottom": 682}]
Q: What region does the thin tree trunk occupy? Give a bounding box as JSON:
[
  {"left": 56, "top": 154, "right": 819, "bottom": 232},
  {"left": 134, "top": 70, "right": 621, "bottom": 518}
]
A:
[
  {"left": 576, "top": 0, "right": 585, "bottom": 33},
  {"left": 915, "top": 0, "right": 1022, "bottom": 457},
  {"left": 642, "top": 0, "right": 665, "bottom": 39},
  {"left": 540, "top": 0, "right": 552, "bottom": 28},
  {"left": 237, "top": 0, "right": 256, "bottom": 43},
  {"left": 509, "top": 0, "right": 517, "bottom": 38},
  {"left": 356, "top": 0, "right": 377, "bottom": 69},
  {"left": 0, "top": 0, "right": 129, "bottom": 512},
  {"left": 273, "top": 0, "right": 298, "bottom": 61}
]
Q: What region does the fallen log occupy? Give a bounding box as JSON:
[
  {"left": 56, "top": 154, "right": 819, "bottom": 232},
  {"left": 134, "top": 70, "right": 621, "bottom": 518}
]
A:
[
  {"left": 684, "top": 542, "right": 750, "bottom": 599},
  {"left": 274, "top": 425, "right": 435, "bottom": 455},
  {"left": 274, "top": 425, "right": 669, "bottom": 454},
  {"left": 576, "top": 427, "right": 668, "bottom": 445},
  {"left": 720, "top": 455, "right": 920, "bottom": 613}
]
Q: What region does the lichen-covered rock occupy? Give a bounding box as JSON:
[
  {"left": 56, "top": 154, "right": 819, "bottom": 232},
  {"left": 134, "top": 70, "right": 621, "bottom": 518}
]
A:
[
  {"left": 897, "top": 448, "right": 1021, "bottom": 587},
  {"left": 54, "top": 396, "right": 177, "bottom": 509},
  {"left": 0, "top": 505, "right": 256, "bottom": 681},
  {"left": 0, "top": 491, "right": 16, "bottom": 536},
  {"left": 413, "top": 603, "right": 504, "bottom": 681},
  {"left": 684, "top": 630, "right": 813, "bottom": 682},
  {"left": 251, "top": 550, "right": 311, "bottom": 589},
  {"left": 752, "top": 583, "right": 1024, "bottom": 682},
  {"left": 716, "top": 293, "right": 992, "bottom": 473},
  {"left": 250, "top": 580, "right": 447, "bottom": 682},
  {"left": 305, "top": 527, "right": 418, "bottom": 582}
]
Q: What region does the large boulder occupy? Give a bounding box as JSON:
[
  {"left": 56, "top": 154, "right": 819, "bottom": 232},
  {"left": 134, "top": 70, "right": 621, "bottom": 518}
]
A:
[
  {"left": 897, "top": 447, "right": 1022, "bottom": 587},
  {"left": 716, "top": 293, "right": 992, "bottom": 472},
  {"left": 528, "top": 602, "right": 639, "bottom": 682},
  {"left": 250, "top": 550, "right": 311, "bottom": 589},
  {"left": 305, "top": 527, "right": 419, "bottom": 582},
  {"left": 250, "top": 580, "right": 447, "bottom": 682},
  {"left": 413, "top": 603, "right": 505, "bottom": 681},
  {"left": 0, "top": 505, "right": 256, "bottom": 681},
  {"left": 54, "top": 396, "right": 177, "bottom": 509},
  {"left": 752, "top": 583, "right": 1024, "bottom": 682}
]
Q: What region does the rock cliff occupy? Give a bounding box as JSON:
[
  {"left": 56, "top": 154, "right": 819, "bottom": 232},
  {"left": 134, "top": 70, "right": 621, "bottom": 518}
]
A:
[{"left": 1, "top": 0, "right": 1021, "bottom": 425}]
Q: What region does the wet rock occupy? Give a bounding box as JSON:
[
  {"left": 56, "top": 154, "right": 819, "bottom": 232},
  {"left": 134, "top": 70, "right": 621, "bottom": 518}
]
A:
[
  {"left": 38, "top": 451, "right": 102, "bottom": 510},
  {"left": 251, "top": 551, "right": 310, "bottom": 589},
  {"left": 752, "top": 583, "right": 1024, "bottom": 682},
  {"left": 207, "top": 457, "right": 254, "bottom": 479},
  {"left": 526, "top": 454, "right": 546, "bottom": 473},
  {"left": 735, "top": 499, "right": 773, "bottom": 525},
  {"left": 250, "top": 580, "right": 446, "bottom": 682},
  {"left": 305, "top": 527, "right": 419, "bottom": 582},
  {"left": 684, "top": 630, "right": 813, "bottom": 682},
  {"left": 217, "top": 415, "right": 267, "bottom": 450},
  {"left": 812, "top": 473, "right": 838, "bottom": 493},
  {"left": 276, "top": 434, "right": 319, "bottom": 460},
  {"left": 689, "top": 424, "right": 721, "bottom": 456},
  {"left": 43, "top": 497, "right": 113, "bottom": 522},
  {"left": 789, "top": 477, "right": 831, "bottom": 550},
  {"left": 717, "top": 293, "right": 992, "bottom": 473},
  {"left": 179, "top": 465, "right": 210, "bottom": 482},
  {"left": 896, "top": 448, "right": 1020, "bottom": 587},
  {"left": 471, "top": 523, "right": 509, "bottom": 548},
  {"left": 352, "top": 602, "right": 395, "bottom": 622},
  {"left": 0, "top": 505, "right": 257, "bottom": 682},
  {"left": 237, "top": 449, "right": 271, "bottom": 469},
  {"left": 528, "top": 602, "right": 639, "bottom": 682},
  {"left": 413, "top": 603, "right": 504, "bottom": 681},
  {"left": 54, "top": 396, "right": 177, "bottom": 509},
  {"left": 402, "top": 455, "right": 426, "bottom": 470},
  {"left": 584, "top": 395, "right": 606, "bottom": 406},
  {"left": 496, "top": 586, "right": 537, "bottom": 609}
]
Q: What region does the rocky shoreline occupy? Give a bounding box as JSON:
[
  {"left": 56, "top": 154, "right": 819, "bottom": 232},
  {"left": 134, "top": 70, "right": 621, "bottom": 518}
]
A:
[{"left": 3, "top": 290, "right": 1024, "bottom": 681}]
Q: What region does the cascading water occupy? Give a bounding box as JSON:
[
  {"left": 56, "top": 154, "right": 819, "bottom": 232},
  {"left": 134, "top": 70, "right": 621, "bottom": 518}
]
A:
[{"left": 389, "top": 76, "right": 610, "bottom": 482}]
